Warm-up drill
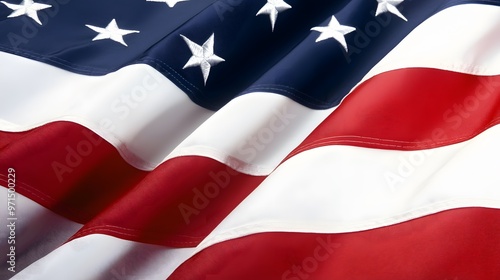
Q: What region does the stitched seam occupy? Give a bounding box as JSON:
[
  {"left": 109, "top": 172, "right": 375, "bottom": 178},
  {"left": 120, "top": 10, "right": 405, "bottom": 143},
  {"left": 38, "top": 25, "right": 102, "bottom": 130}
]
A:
[{"left": 291, "top": 118, "right": 500, "bottom": 157}]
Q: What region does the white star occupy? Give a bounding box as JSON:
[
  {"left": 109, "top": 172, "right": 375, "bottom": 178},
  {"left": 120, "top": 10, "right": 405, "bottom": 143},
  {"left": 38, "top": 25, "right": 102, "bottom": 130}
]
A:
[
  {"left": 1, "top": 0, "right": 51, "bottom": 25},
  {"left": 181, "top": 33, "right": 225, "bottom": 85},
  {"left": 311, "top": 16, "right": 356, "bottom": 52},
  {"left": 256, "top": 0, "right": 291, "bottom": 31},
  {"left": 85, "top": 19, "right": 140, "bottom": 47},
  {"left": 375, "top": 0, "right": 407, "bottom": 21},
  {"left": 146, "top": 0, "right": 189, "bottom": 8}
]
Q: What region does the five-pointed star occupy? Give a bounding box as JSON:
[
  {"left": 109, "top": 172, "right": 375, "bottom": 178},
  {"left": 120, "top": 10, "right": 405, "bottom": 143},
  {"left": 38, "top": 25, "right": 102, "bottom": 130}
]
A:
[
  {"left": 256, "top": 0, "right": 291, "bottom": 31},
  {"left": 86, "top": 19, "right": 140, "bottom": 47},
  {"left": 146, "top": 0, "right": 189, "bottom": 8},
  {"left": 375, "top": 0, "right": 407, "bottom": 21},
  {"left": 181, "top": 33, "right": 225, "bottom": 85},
  {"left": 1, "top": 0, "right": 51, "bottom": 25},
  {"left": 311, "top": 16, "right": 356, "bottom": 52}
]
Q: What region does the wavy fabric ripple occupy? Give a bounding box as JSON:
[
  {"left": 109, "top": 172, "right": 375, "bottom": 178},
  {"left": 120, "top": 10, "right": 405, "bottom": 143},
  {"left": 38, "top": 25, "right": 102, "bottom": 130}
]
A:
[{"left": 1, "top": 1, "right": 500, "bottom": 280}]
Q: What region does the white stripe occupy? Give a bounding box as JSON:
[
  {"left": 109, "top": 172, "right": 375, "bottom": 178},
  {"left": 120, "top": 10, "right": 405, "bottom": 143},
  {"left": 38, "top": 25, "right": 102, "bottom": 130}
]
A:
[
  {"left": 11, "top": 234, "right": 194, "bottom": 280},
  {"left": 0, "top": 52, "right": 212, "bottom": 170},
  {"left": 192, "top": 124, "right": 500, "bottom": 258},
  {"left": 0, "top": 188, "right": 81, "bottom": 278},
  {"left": 165, "top": 93, "right": 333, "bottom": 175},
  {"left": 0, "top": 187, "right": 190, "bottom": 279},
  {"left": 6, "top": 4, "right": 500, "bottom": 279},
  {"left": 0, "top": 52, "right": 332, "bottom": 174},
  {"left": 360, "top": 4, "right": 500, "bottom": 84},
  {"left": 2, "top": 4, "right": 500, "bottom": 175},
  {"left": 164, "top": 3, "right": 500, "bottom": 175},
  {"left": 175, "top": 3, "right": 500, "bottom": 175}
]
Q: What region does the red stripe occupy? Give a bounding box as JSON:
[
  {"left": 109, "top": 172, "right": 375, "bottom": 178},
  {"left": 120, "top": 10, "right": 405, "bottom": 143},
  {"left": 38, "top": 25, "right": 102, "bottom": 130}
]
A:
[
  {"left": 1, "top": 69, "right": 499, "bottom": 247},
  {"left": 169, "top": 207, "right": 500, "bottom": 280},
  {"left": 0, "top": 122, "right": 263, "bottom": 247},
  {"left": 69, "top": 156, "right": 264, "bottom": 247},
  {"left": 0, "top": 122, "right": 147, "bottom": 223},
  {"left": 289, "top": 69, "right": 500, "bottom": 159}
]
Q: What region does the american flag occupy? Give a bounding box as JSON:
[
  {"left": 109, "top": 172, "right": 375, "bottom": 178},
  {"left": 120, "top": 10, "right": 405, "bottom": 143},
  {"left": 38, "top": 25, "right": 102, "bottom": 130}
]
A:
[{"left": 1, "top": 0, "right": 500, "bottom": 279}]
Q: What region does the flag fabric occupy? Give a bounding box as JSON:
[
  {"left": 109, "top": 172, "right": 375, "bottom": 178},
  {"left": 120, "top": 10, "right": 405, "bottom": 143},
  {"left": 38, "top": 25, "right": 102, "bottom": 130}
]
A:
[{"left": 1, "top": 0, "right": 500, "bottom": 279}]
